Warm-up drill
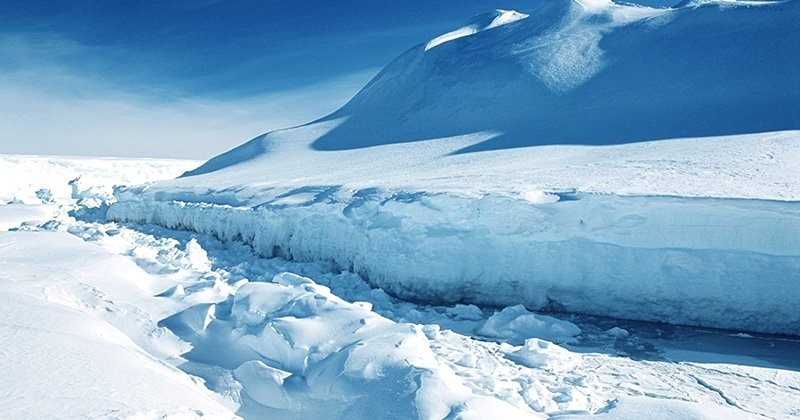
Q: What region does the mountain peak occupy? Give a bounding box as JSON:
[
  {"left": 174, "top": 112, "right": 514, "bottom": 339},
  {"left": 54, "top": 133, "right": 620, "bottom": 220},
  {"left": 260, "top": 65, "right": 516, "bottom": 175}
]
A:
[{"left": 425, "top": 9, "right": 529, "bottom": 51}]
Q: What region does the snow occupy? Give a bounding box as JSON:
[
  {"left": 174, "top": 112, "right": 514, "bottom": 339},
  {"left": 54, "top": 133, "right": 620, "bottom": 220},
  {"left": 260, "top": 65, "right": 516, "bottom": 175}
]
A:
[
  {"left": 169, "top": 273, "right": 530, "bottom": 418},
  {"left": 109, "top": 157, "right": 800, "bottom": 335},
  {"left": 0, "top": 203, "right": 57, "bottom": 230},
  {"left": 0, "top": 231, "right": 235, "bottom": 419},
  {"left": 0, "top": 154, "right": 199, "bottom": 205},
  {"left": 310, "top": 0, "right": 797, "bottom": 152},
  {"left": 3, "top": 0, "right": 800, "bottom": 417},
  {"left": 556, "top": 395, "right": 754, "bottom": 419},
  {"left": 506, "top": 338, "right": 579, "bottom": 369},
  {"left": 478, "top": 305, "right": 582, "bottom": 345},
  {"left": 425, "top": 10, "right": 529, "bottom": 51},
  {"left": 107, "top": 0, "right": 800, "bottom": 336},
  {"left": 2, "top": 154, "right": 800, "bottom": 418}
]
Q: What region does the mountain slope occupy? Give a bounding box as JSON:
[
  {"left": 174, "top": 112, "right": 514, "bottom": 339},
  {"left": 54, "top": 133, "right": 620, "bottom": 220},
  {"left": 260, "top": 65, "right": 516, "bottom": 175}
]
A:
[
  {"left": 312, "top": 0, "right": 799, "bottom": 153},
  {"left": 186, "top": 0, "right": 799, "bottom": 178}
]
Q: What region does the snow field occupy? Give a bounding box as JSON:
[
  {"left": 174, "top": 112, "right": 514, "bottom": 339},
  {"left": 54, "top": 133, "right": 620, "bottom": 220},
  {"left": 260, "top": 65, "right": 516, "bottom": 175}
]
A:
[
  {"left": 86, "top": 207, "right": 800, "bottom": 419},
  {"left": 113, "top": 117, "right": 800, "bottom": 337},
  {"left": 83, "top": 205, "right": 798, "bottom": 418},
  {"left": 0, "top": 231, "right": 236, "bottom": 419},
  {"left": 3, "top": 155, "right": 800, "bottom": 418},
  {"left": 310, "top": 0, "right": 798, "bottom": 152},
  {"left": 0, "top": 154, "right": 199, "bottom": 205}
]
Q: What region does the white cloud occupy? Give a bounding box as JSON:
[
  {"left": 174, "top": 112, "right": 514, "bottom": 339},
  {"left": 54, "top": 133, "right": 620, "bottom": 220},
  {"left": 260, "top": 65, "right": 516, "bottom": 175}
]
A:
[{"left": 0, "top": 32, "right": 377, "bottom": 159}]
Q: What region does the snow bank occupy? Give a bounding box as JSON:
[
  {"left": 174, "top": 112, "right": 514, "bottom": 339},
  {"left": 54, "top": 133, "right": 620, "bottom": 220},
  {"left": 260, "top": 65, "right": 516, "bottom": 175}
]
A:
[
  {"left": 0, "top": 231, "right": 235, "bottom": 419},
  {"left": 109, "top": 188, "right": 800, "bottom": 335},
  {"left": 163, "top": 272, "right": 531, "bottom": 418}
]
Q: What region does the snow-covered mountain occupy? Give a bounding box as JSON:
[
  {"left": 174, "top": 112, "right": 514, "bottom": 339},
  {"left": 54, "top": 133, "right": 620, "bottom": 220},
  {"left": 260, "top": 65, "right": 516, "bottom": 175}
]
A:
[
  {"left": 111, "top": 0, "right": 800, "bottom": 336},
  {"left": 189, "top": 0, "right": 799, "bottom": 177},
  {"left": 314, "top": 0, "right": 797, "bottom": 153}
]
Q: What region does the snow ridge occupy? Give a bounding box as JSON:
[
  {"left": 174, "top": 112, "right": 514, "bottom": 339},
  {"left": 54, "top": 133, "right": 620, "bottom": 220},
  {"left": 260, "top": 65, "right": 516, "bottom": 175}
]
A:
[
  {"left": 109, "top": 188, "right": 800, "bottom": 336},
  {"left": 425, "top": 10, "right": 529, "bottom": 51}
]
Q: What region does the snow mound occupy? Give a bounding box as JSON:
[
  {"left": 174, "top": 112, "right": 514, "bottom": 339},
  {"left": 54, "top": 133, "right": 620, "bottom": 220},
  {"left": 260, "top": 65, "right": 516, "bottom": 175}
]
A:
[
  {"left": 506, "top": 338, "right": 579, "bottom": 370},
  {"left": 163, "top": 273, "right": 530, "bottom": 418}
]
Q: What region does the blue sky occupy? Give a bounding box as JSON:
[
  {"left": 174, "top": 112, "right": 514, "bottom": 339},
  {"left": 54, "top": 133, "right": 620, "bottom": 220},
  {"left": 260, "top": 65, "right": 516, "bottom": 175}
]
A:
[{"left": 0, "top": 0, "right": 676, "bottom": 159}]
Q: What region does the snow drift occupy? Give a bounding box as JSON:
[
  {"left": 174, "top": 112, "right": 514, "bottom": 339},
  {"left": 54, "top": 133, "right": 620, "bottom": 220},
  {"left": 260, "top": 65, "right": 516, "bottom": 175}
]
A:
[
  {"left": 162, "top": 272, "right": 529, "bottom": 418},
  {"left": 110, "top": 0, "right": 800, "bottom": 335}
]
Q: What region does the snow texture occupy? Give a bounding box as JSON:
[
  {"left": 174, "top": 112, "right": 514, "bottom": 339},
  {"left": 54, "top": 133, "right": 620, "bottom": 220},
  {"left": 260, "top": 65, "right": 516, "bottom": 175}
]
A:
[
  {"left": 0, "top": 231, "right": 235, "bottom": 419},
  {"left": 310, "top": 0, "right": 799, "bottom": 152},
  {"left": 4, "top": 0, "right": 800, "bottom": 417},
  {"left": 3, "top": 154, "right": 800, "bottom": 418},
  {"left": 164, "top": 273, "right": 529, "bottom": 418}
]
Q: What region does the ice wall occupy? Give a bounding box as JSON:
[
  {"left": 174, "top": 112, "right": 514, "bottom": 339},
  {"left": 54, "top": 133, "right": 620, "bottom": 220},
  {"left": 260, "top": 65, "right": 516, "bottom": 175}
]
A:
[{"left": 108, "top": 190, "right": 800, "bottom": 335}]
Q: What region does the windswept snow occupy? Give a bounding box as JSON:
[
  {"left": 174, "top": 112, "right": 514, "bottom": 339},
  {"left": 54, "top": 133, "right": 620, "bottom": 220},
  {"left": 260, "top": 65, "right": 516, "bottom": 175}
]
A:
[
  {"left": 311, "top": 0, "right": 798, "bottom": 151},
  {"left": 0, "top": 231, "right": 235, "bottom": 419}
]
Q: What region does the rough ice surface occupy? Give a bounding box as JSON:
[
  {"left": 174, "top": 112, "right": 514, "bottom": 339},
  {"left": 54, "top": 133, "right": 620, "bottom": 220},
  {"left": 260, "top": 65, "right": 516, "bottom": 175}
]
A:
[
  {"left": 506, "top": 338, "right": 579, "bottom": 369},
  {"left": 110, "top": 187, "right": 800, "bottom": 335},
  {"left": 478, "top": 305, "right": 582, "bottom": 345},
  {"left": 164, "top": 273, "right": 529, "bottom": 418}
]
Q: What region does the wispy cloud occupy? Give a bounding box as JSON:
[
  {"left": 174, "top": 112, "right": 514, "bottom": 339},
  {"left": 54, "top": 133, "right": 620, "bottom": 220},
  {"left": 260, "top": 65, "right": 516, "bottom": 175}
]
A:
[{"left": 0, "top": 32, "right": 377, "bottom": 159}]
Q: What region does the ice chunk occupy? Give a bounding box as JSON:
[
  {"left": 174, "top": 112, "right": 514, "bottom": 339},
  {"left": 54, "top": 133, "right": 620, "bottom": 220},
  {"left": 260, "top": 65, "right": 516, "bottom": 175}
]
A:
[
  {"left": 505, "top": 338, "right": 579, "bottom": 370},
  {"left": 479, "top": 305, "right": 581, "bottom": 344},
  {"left": 233, "top": 360, "right": 292, "bottom": 409}
]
